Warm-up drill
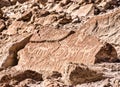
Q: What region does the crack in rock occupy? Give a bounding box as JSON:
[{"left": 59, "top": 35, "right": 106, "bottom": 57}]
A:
[{"left": 30, "top": 30, "right": 75, "bottom": 43}]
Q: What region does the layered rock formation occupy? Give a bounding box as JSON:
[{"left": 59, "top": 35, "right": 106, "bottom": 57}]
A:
[{"left": 0, "top": 0, "right": 120, "bottom": 87}]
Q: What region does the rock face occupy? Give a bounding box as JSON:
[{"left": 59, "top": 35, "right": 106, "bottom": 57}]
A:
[
  {"left": 82, "top": 8, "right": 120, "bottom": 57},
  {"left": 0, "top": 34, "right": 32, "bottom": 68},
  {"left": 16, "top": 8, "right": 120, "bottom": 72},
  {"left": 17, "top": 28, "right": 103, "bottom": 72},
  {"left": 0, "top": 0, "right": 120, "bottom": 86}
]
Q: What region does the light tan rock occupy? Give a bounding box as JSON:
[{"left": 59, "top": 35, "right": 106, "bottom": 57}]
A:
[
  {"left": 40, "top": 79, "right": 66, "bottom": 87},
  {"left": 6, "top": 21, "right": 35, "bottom": 35},
  {"left": 66, "top": 3, "right": 80, "bottom": 13},
  {"left": 71, "top": 4, "right": 94, "bottom": 18},
  {"left": 6, "top": 21, "right": 24, "bottom": 35},
  {"left": 61, "top": 0, "right": 71, "bottom": 5},
  {"left": 71, "top": 0, "right": 85, "bottom": 4},
  {"left": 49, "top": 3, "right": 63, "bottom": 13},
  {"left": 48, "top": 0, "right": 55, "bottom": 3},
  {"left": 82, "top": 9, "right": 120, "bottom": 57}
]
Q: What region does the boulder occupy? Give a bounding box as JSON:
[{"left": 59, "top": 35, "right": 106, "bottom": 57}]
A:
[
  {"left": 16, "top": 26, "right": 105, "bottom": 72},
  {"left": 62, "top": 63, "right": 104, "bottom": 85}
]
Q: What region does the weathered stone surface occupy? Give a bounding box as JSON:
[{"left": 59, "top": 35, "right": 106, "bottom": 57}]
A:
[
  {"left": 95, "top": 43, "right": 118, "bottom": 63},
  {"left": 39, "top": 79, "right": 66, "bottom": 87},
  {"left": 44, "top": 71, "right": 62, "bottom": 79},
  {"left": 61, "top": 0, "right": 71, "bottom": 5},
  {"left": 0, "top": 0, "right": 120, "bottom": 86},
  {"left": 81, "top": 8, "right": 120, "bottom": 57},
  {"left": 0, "top": 0, "right": 11, "bottom": 8},
  {"left": 66, "top": 3, "right": 80, "bottom": 13},
  {"left": 0, "top": 9, "right": 3, "bottom": 18},
  {"left": 0, "top": 20, "right": 5, "bottom": 32},
  {"left": 0, "top": 34, "right": 32, "bottom": 68},
  {"left": 62, "top": 63, "right": 104, "bottom": 85},
  {"left": 10, "top": 0, "right": 29, "bottom": 4},
  {"left": 17, "top": 11, "right": 32, "bottom": 21},
  {"left": 5, "top": 21, "right": 35, "bottom": 35},
  {"left": 16, "top": 27, "right": 104, "bottom": 72},
  {"left": 71, "top": 4, "right": 94, "bottom": 18},
  {"left": 14, "top": 6, "right": 120, "bottom": 73},
  {"left": 5, "top": 21, "right": 24, "bottom": 35},
  {"left": 0, "top": 68, "right": 43, "bottom": 86}
]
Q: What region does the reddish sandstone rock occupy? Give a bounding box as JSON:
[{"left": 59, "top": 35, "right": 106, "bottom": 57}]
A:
[
  {"left": 15, "top": 8, "right": 120, "bottom": 73},
  {"left": 81, "top": 9, "right": 120, "bottom": 58},
  {"left": 16, "top": 27, "right": 104, "bottom": 72}
]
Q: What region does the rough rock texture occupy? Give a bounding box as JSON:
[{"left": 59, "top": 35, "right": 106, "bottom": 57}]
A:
[
  {"left": 0, "top": 0, "right": 120, "bottom": 86},
  {"left": 0, "top": 20, "right": 5, "bottom": 32},
  {"left": 0, "top": 34, "right": 32, "bottom": 68},
  {"left": 16, "top": 7, "right": 120, "bottom": 72},
  {"left": 0, "top": 68, "right": 43, "bottom": 87},
  {"left": 17, "top": 27, "right": 104, "bottom": 72},
  {"left": 62, "top": 63, "right": 104, "bottom": 85}
]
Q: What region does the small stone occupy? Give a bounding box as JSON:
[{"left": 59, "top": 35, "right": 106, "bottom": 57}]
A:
[
  {"left": 46, "top": 71, "right": 62, "bottom": 79},
  {"left": 17, "top": 11, "right": 32, "bottom": 21},
  {"left": 10, "top": 0, "right": 17, "bottom": 5},
  {"left": 58, "top": 16, "right": 72, "bottom": 24},
  {"left": 0, "top": 9, "right": 3, "bottom": 18},
  {"left": 40, "top": 10, "right": 50, "bottom": 17},
  {"left": 0, "top": 20, "right": 5, "bottom": 32},
  {"left": 61, "top": 0, "right": 71, "bottom": 5},
  {"left": 72, "top": 16, "right": 80, "bottom": 23}
]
